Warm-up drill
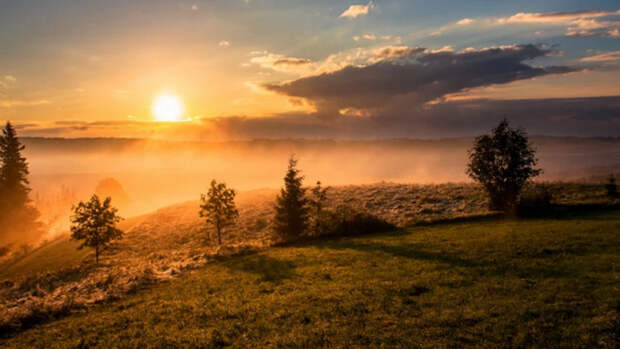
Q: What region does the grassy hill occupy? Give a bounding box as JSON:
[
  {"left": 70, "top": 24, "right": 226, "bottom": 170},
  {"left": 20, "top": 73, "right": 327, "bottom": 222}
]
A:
[{"left": 2, "top": 208, "right": 619, "bottom": 347}]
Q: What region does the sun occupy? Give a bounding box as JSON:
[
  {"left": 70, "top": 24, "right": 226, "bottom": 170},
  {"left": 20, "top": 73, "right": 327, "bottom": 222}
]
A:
[{"left": 152, "top": 93, "right": 184, "bottom": 122}]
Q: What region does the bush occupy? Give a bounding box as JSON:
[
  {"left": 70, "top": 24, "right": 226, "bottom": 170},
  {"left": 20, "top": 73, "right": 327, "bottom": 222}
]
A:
[
  {"left": 319, "top": 205, "right": 395, "bottom": 237},
  {"left": 516, "top": 185, "right": 553, "bottom": 217}
]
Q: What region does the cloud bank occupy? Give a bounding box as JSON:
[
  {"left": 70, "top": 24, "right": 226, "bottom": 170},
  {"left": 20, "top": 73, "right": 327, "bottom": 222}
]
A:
[{"left": 264, "top": 44, "right": 576, "bottom": 115}]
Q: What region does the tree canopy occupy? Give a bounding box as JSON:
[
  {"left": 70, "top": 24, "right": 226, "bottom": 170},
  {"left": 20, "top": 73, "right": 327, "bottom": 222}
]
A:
[
  {"left": 467, "top": 119, "right": 541, "bottom": 210},
  {"left": 70, "top": 194, "right": 123, "bottom": 264},
  {"left": 199, "top": 180, "right": 239, "bottom": 245}
]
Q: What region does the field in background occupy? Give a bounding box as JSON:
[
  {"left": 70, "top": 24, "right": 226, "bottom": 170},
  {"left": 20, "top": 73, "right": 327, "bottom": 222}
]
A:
[
  {"left": 0, "top": 181, "right": 614, "bottom": 337},
  {"left": 3, "top": 208, "right": 619, "bottom": 347}
]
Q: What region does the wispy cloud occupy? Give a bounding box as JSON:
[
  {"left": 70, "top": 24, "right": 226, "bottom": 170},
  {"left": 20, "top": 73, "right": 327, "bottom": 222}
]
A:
[
  {"left": 339, "top": 2, "right": 374, "bottom": 19},
  {"left": 0, "top": 99, "right": 50, "bottom": 108},
  {"left": 581, "top": 51, "right": 620, "bottom": 62},
  {"left": 0, "top": 75, "right": 17, "bottom": 89},
  {"left": 219, "top": 40, "right": 231, "bottom": 47},
  {"left": 444, "top": 9, "right": 620, "bottom": 38}
]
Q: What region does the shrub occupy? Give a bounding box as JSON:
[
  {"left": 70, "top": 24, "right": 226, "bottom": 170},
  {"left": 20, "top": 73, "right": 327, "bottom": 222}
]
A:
[
  {"left": 319, "top": 205, "right": 395, "bottom": 237},
  {"left": 516, "top": 185, "right": 553, "bottom": 217}
]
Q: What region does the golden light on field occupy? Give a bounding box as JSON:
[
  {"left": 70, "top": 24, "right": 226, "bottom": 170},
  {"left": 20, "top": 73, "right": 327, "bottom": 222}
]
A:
[{"left": 152, "top": 94, "right": 184, "bottom": 122}]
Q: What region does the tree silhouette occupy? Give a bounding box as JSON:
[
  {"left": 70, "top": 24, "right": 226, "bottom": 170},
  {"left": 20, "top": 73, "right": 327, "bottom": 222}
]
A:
[
  {"left": 0, "top": 121, "right": 44, "bottom": 247},
  {"left": 273, "top": 156, "right": 310, "bottom": 241},
  {"left": 70, "top": 194, "right": 123, "bottom": 264},
  {"left": 606, "top": 174, "right": 618, "bottom": 198},
  {"left": 467, "top": 119, "right": 541, "bottom": 211},
  {"left": 199, "top": 180, "right": 239, "bottom": 245},
  {"left": 309, "top": 181, "right": 329, "bottom": 236}
]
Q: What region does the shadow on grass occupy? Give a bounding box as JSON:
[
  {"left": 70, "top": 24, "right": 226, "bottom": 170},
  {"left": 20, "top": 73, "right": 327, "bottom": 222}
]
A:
[
  {"left": 520, "top": 202, "right": 620, "bottom": 220},
  {"left": 223, "top": 254, "right": 296, "bottom": 283},
  {"left": 318, "top": 239, "right": 579, "bottom": 280}
]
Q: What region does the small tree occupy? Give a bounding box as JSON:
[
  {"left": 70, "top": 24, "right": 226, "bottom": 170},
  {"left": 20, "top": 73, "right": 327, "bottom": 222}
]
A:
[
  {"left": 273, "top": 156, "right": 310, "bottom": 241},
  {"left": 606, "top": 174, "right": 618, "bottom": 198},
  {"left": 309, "top": 181, "right": 330, "bottom": 236},
  {"left": 199, "top": 180, "right": 239, "bottom": 245},
  {"left": 70, "top": 194, "right": 123, "bottom": 264},
  {"left": 467, "top": 119, "right": 541, "bottom": 211}
]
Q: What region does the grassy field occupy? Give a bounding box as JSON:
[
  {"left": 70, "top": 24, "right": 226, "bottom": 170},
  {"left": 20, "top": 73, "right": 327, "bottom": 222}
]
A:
[{"left": 2, "top": 207, "right": 618, "bottom": 347}]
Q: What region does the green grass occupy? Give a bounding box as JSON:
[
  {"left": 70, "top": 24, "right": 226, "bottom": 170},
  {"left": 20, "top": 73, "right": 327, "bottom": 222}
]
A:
[
  {"left": 0, "top": 214, "right": 146, "bottom": 280},
  {"left": 0, "top": 238, "right": 89, "bottom": 280},
  {"left": 3, "top": 209, "right": 619, "bottom": 347}
]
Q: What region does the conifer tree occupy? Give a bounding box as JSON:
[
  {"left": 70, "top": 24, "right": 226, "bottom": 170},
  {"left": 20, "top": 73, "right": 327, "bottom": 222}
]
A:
[
  {"left": 0, "top": 122, "right": 31, "bottom": 207},
  {"left": 273, "top": 156, "right": 310, "bottom": 241},
  {"left": 0, "top": 122, "right": 43, "bottom": 246}
]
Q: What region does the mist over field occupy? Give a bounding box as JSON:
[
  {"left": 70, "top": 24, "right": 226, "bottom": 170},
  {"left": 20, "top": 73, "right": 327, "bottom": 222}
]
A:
[
  {"left": 3, "top": 0, "right": 620, "bottom": 345},
  {"left": 19, "top": 136, "right": 619, "bottom": 237}
]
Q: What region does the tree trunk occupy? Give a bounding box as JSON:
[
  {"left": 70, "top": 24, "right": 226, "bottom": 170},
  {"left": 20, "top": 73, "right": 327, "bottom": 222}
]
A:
[
  {"left": 95, "top": 245, "right": 99, "bottom": 264},
  {"left": 217, "top": 223, "right": 222, "bottom": 245}
]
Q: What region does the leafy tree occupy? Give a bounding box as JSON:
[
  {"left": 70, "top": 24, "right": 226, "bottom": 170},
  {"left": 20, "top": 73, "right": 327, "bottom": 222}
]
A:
[
  {"left": 309, "top": 181, "right": 329, "bottom": 236},
  {"left": 199, "top": 180, "right": 239, "bottom": 245},
  {"left": 0, "top": 121, "right": 44, "bottom": 246},
  {"left": 606, "top": 174, "right": 618, "bottom": 198},
  {"left": 467, "top": 119, "right": 541, "bottom": 211},
  {"left": 70, "top": 194, "right": 123, "bottom": 264},
  {"left": 273, "top": 156, "right": 310, "bottom": 241}
]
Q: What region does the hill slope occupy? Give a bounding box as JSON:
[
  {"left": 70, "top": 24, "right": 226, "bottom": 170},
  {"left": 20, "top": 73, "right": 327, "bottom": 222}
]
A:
[
  {"left": 0, "top": 182, "right": 611, "bottom": 336},
  {"left": 2, "top": 209, "right": 619, "bottom": 347}
]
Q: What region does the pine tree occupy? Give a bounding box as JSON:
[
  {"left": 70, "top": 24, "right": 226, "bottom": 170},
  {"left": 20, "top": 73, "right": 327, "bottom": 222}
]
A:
[
  {"left": 273, "top": 156, "right": 310, "bottom": 242},
  {"left": 0, "top": 122, "right": 31, "bottom": 207},
  {"left": 0, "top": 122, "right": 43, "bottom": 246},
  {"left": 199, "top": 180, "right": 239, "bottom": 245},
  {"left": 70, "top": 194, "right": 123, "bottom": 264}
]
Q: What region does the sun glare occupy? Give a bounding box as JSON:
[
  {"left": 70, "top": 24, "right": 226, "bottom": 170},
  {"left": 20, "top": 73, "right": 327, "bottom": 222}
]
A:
[{"left": 152, "top": 94, "right": 184, "bottom": 122}]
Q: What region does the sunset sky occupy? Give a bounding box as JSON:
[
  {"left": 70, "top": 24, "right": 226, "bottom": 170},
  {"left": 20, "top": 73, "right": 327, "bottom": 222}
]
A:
[{"left": 1, "top": 0, "right": 619, "bottom": 139}]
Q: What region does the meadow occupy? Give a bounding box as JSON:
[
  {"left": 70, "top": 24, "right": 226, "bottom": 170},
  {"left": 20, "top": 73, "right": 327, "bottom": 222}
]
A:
[
  {"left": 1, "top": 205, "right": 618, "bottom": 347},
  {"left": 0, "top": 181, "right": 617, "bottom": 345}
]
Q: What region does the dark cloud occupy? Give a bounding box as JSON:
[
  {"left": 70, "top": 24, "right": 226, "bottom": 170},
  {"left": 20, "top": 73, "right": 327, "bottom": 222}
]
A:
[
  {"left": 203, "top": 96, "right": 620, "bottom": 139},
  {"left": 273, "top": 58, "right": 312, "bottom": 66},
  {"left": 265, "top": 44, "right": 577, "bottom": 114},
  {"left": 374, "top": 46, "right": 425, "bottom": 59},
  {"left": 12, "top": 96, "right": 620, "bottom": 140}
]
